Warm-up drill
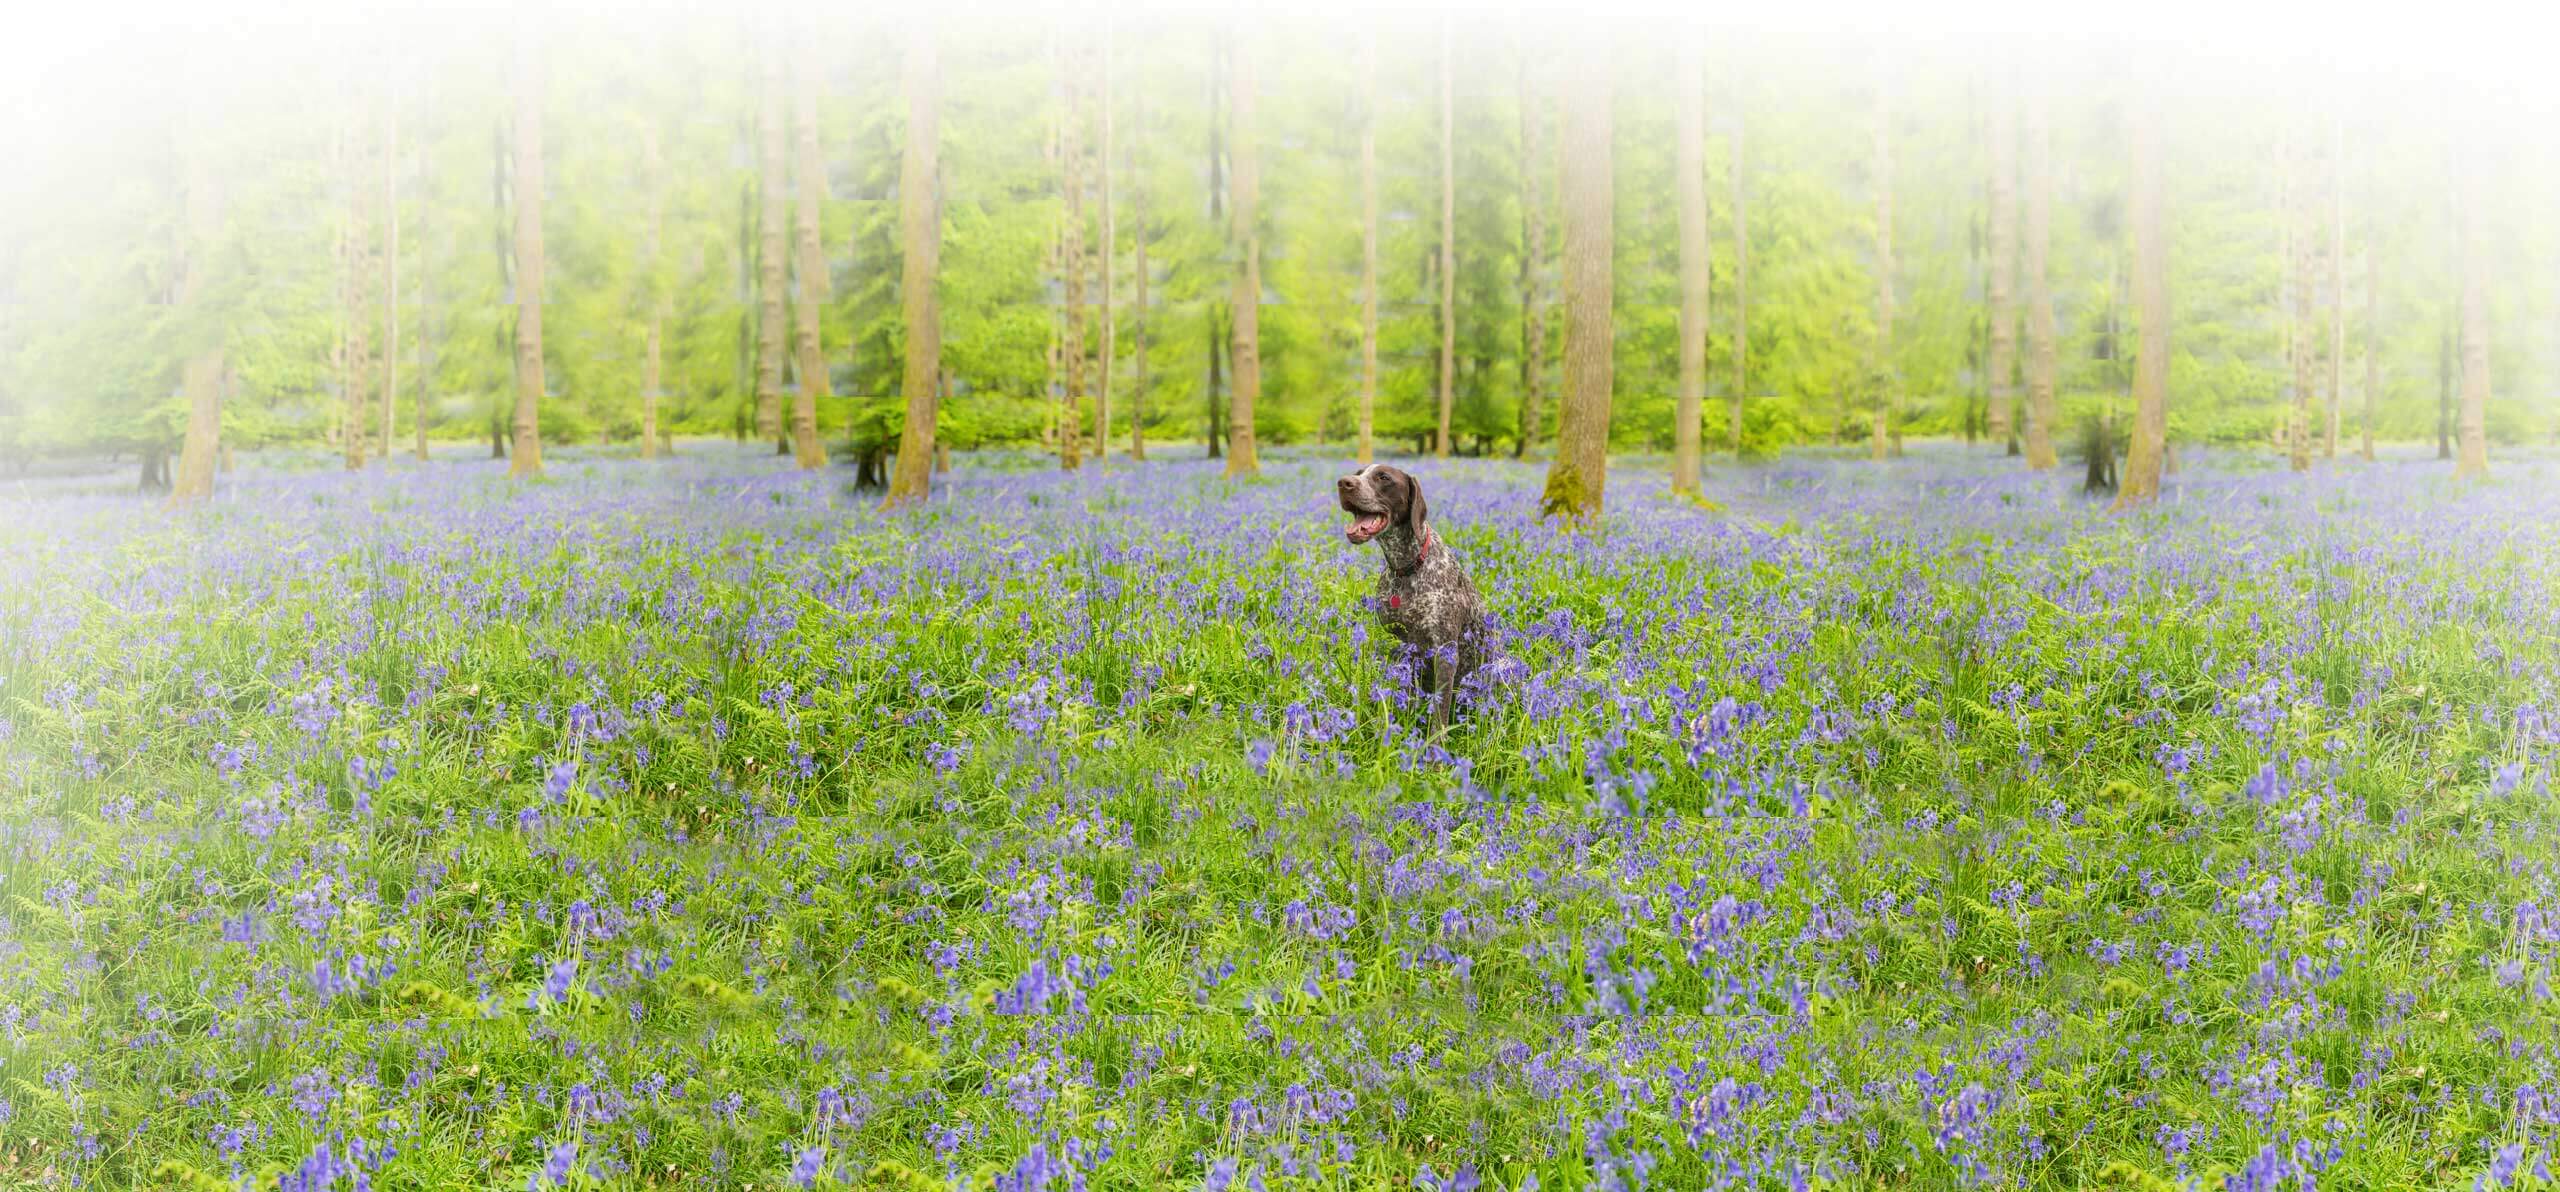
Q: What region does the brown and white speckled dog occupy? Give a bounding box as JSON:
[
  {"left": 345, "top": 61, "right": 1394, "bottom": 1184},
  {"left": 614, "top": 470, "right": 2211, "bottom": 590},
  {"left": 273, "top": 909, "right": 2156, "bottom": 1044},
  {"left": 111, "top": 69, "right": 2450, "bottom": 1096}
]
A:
[{"left": 1337, "top": 464, "right": 1488, "bottom": 736}]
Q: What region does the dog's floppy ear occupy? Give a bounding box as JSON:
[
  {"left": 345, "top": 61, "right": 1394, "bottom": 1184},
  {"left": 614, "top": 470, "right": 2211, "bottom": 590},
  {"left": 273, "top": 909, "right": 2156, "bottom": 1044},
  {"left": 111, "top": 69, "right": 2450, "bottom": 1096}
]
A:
[{"left": 1402, "top": 470, "right": 1427, "bottom": 532}]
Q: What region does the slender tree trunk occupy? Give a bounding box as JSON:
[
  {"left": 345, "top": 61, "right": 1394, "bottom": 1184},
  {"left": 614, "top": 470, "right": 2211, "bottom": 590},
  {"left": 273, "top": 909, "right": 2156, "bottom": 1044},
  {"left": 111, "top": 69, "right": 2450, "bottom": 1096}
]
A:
[
  {"left": 2362, "top": 187, "right": 2379, "bottom": 462},
  {"left": 642, "top": 118, "right": 664, "bottom": 460},
  {"left": 2453, "top": 120, "right": 2490, "bottom": 478},
  {"left": 1062, "top": 39, "right": 1088, "bottom": 471},
  {"left": 755, "top": 26, "right": 788, "bottom": 452},
  {"left": 2022, "top": 72, "right": 2059, "bottom": 469},
  {"left": 1673, "top": 30, "right": 1707, "bottom": 493},
  {"left": 1540, "top": 27, "right": 1610, "bottom": 522},
  {"left": 2114, "top": 95, "right": 2167, "bottom": 508},
  {"left": 1434, "top": 14, "right": 1456, "bottom": 459},
  {"left": 1223, "top": 18, "right": 1260, "bottom": 477},
  {"left": 1358, "top": 27, "right": 1380, "bottom": 465},
  {"left": 885, "top": 19, "right": 943, "bottom": 504},
  {"left": 1205, "top": 39, "right": 1223, "bottom": 461},
  {"left": 2326, "top": 108, "right": 2344, "bottom": 459},
  {"left": 508, "top": 31, "right": 545, "bottom": 476},
  {"left": 415, "top": 96, "right": 434, "bottom": 464},
  {"left": 380, "top": 96, "right": 399, "bottom": 466},
  {"left": 2286, "top": 128, "right": 2312, "bottom": 473},
  {"left": 1870, "top": 56, "right": 1895, "bottom": 462},
  {"left": 491, "top": 115, "right": 510, "bottom": 459},
  {"left": 1096, "top": 19, "right": 1115, "bottom": 466},
  {"left": 1987, "top": 68, "right": 2018, "bottom": 455},
  {"left": 344, "top": 106, "right": 372, "bottom": 471},
  {"left": 1515, "top": 38, "right": 1547, "bottom": 459},
  {"left": 1728, "top": 82, "right": 1749, "bottom": 456},
  {"left": 1130, "top": 82, "right": 1149, "bottom": 462},
  {"left": 169, "top": 137, "right": 224, "bottom": 504},
  {"left": 789, "top": 33, "right": 828, "bottom": 468}
]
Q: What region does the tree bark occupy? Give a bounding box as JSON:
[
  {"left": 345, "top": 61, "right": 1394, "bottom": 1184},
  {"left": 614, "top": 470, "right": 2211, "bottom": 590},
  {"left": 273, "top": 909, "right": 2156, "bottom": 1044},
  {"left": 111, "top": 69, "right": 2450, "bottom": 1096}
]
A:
[
  {"left": 1130, "top": 80, "right": 1148, "bottom": 462},
  {"left": 1986, "top": 68, "right": 2018, "bottom": 455},
  {"left": 754, "top": 26, "right": 788, "bottom": 451},
  {"left": 1673, "top": 30, "right": 1707, "bottom": 493},
  {"left": 2022, "top": 72, "right": 2058, "bottom": 470},
  {"left": 1434, "top": 14, "right": 1456, "bottom": 459},
  {"left": 1516, "top": 38, "right": 1548, "bottom": 459},
  {"left": 1540, "top": 27, "right": 1610, "bottom": 523},
  {"left": 380, "top": 95, "right": 399, "bottom": 466},
  {"left": 2326, "top": 108, "right": 2344, "bottom": 459},
  {"left": 2286, "top": 128, "right": 2312, "bottom": 473},
  {"left": 1870, "top": 55, "right": 1895, "bottom": 462},
  {"left": 415, "top": 99, "right": 435, "bottom": 463},
  {"left": 642, "top": 118, "right": 664, "bottom": 460},
  {"left": 1360, "top": 26, "right": 1380, "bottom": 465},
  {"left": 1061, "top": 37, "right": 1088, "bottom": 471},
  {"left": 2114, "top": 96, "right": 2167, "bottom": 509},
  {"left": 1096, "top": 19, "right": 1115, "bottom": 466},
  {"left": 1728, "top": 79, "right": 1749, "bottom": 456},
  {"left": 2453, "top": 122, "right": 2489, "bottom": 478},
  {"left": 169, "top": 137, "right": 224, "bottom": 504},
  {"left": 508, "top": 31, "right": 545, "bottom": 476},
  {"left": 789, "top": 32, "right": 828, "bottom": 469},
  {"left": 1223, "top": 19, "right": 1260, "bottom": 477},
  {"left": 885, "top": 18, "right": 943, "bottom": 504},
  {"left": 2362, "top": 180, "right": 2379, "bottom": 462},
  {"left": 343, "top": 108, "right": 372, "bottom": 472}
]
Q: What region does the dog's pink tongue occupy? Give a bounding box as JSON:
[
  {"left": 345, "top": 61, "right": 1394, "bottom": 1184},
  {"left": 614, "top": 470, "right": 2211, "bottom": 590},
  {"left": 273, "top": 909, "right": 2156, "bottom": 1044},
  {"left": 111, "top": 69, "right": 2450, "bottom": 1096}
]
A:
[{"left": 1345, "top": 514, "right": 1386, "bottom": 543}]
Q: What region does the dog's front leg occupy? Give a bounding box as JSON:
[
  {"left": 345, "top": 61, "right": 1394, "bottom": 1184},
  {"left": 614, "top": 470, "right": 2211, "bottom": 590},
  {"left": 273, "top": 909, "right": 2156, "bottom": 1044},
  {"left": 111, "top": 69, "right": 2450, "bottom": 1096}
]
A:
[{"left": 1427, "top": 647, "right": 1456, "bottom": 739}]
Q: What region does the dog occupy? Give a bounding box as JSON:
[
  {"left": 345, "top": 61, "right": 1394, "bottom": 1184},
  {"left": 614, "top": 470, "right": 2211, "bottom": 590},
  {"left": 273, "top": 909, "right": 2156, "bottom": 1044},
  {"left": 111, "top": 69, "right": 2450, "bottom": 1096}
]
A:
[{"left": 1337, "top": 464, "right": 1488, "bottom": 736}]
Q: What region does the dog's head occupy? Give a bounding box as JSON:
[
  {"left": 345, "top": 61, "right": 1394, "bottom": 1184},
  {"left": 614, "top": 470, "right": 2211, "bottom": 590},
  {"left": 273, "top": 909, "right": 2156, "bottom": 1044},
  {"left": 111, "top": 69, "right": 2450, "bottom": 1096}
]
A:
[{"left": 1336, "top": 464, "right": 1426, "bottom": 546}]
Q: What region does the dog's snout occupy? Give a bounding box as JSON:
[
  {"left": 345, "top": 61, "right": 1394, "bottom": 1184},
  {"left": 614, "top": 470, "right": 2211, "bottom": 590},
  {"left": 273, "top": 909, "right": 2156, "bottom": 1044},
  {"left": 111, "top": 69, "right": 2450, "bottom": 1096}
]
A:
[{"left": 1336, "top": 476, "right": 1357, "bottom": 493}]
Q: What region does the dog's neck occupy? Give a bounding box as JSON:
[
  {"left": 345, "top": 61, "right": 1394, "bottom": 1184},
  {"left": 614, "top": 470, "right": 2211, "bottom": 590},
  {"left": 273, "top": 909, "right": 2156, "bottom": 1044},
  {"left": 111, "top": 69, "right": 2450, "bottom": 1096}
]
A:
[{"left": 1379, "top": 522, "right": 1433, "bottom": 576}]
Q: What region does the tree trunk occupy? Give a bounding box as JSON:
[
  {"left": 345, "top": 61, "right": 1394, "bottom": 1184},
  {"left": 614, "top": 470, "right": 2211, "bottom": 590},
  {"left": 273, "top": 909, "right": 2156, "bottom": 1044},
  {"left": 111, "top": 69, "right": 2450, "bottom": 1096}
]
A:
[
  {"left": 885, "top": 18, "right": 943, "bottom": 504},
  {"left": 2362, "top": 179, "right": 2379, "bottom": 462},
  {"left": 1515, "top": 38, "right": 1547, "bottom": 460},
  {"left": 1673, "top": 30, "right": 1707, "bottom": 493},
  {"left": 2286, "top": 128, "right": 2312, "bottom": 473},
  {"left": 1061, "top": 37, "right": 1088, "bottom": 471},
  {"left": 491, "top": 115, "right": 511, "bottom": 459},
  {"left": 1987, "top": 68, "right": 2018, "bottom": 455},
  {"left": 1728, "top": 81, "right": 1749, "bottom": 456},
  {"left": 2022, "top": 72, "right": 2059, "bottom": 470},
  {"left": 755, "top": 27, "right": 788, "bottom": 451},
  {"left": 168, "top": 137, "right": 224, "bottom": 504},
  {"left": 789, "top": 32, "right": 828, "bottom": 469},
  {"left": 1096, "top": 19, "right": 1115, "bottom": 466},
  {"left": 642, "top": 118, "right": 664, "bottom": 460},
  {"left": 1434, "top": 15, "right": 1456, "bottom": 459},
  {"left": 1223, "top": 19, "right": 1260, "bottom": 477},
  {"left": 508, "top": 29, "right": 545, "bottom": 476},
  {"left": 1870, "top": 56, "right": 1895, "bottom": 462},
  {"left": 415, "top": 106, "right": 435, "bottom": 463},
  {"left": 380, "top": 96, "right": 399, "bottom": 466},
  {"left": 2114, "top": 96, "right": 2167, "bottom": 509},
  {"left": 344, "top": 108, "right": 372, "bottom": 472},
  {"left": 2453, "top": 122, "right": 2490, "bottom": 478},
  {"left": 2326, "top": 109, "right": 2344, "bottom": 459},
  {"left": 1540, "top": 27, "right": 1610, "bottom": 523},
  {"left": 1361, "top": 26, "right": 1381, "bottom": 465},
  {"left": 1130, "top": 81, "right": 1149, "bottom": 462}
]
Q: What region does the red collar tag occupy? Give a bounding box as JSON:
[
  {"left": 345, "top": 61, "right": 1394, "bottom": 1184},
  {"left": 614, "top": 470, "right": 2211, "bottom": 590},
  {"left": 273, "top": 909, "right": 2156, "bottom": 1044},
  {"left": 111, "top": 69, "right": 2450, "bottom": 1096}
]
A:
[{"left": 1388, "top": 595, "right": 1401, "bottom": 609}]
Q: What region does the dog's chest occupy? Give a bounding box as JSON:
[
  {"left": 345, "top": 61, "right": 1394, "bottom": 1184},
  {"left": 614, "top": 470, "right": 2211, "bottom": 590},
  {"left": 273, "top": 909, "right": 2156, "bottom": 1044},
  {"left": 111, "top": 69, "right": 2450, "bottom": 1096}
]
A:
[{"left": 1373, "top": 555, "right": 1472, "bottom": 644}]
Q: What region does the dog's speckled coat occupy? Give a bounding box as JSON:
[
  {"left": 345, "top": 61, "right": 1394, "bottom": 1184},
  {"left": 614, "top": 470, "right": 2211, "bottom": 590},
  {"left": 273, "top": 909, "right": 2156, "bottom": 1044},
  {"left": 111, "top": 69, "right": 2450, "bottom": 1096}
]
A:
[{"left": 1337, "top": 465, "right": 1487, "bottom": 735}]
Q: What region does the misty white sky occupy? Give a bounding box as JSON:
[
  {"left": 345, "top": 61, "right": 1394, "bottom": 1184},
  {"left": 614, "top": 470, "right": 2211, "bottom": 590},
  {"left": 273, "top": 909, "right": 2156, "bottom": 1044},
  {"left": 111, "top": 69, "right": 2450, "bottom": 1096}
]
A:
[{"left": 3, "top": 0, "right": 2554, "bottom": 177}]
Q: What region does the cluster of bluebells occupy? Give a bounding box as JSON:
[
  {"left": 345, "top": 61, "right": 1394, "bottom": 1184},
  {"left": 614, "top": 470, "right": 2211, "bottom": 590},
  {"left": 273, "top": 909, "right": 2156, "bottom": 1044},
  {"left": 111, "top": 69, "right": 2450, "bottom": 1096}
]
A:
[{"left": 3, "top": 446, "right": 2560, "bottom": 1188}]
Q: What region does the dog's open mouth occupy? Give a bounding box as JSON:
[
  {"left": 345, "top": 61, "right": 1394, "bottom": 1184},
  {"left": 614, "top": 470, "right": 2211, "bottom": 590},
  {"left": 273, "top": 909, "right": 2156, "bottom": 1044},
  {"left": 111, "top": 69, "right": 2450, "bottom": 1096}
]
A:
[{"left": 1344, "top": 510, "right": 1387, "bottom": 544}]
